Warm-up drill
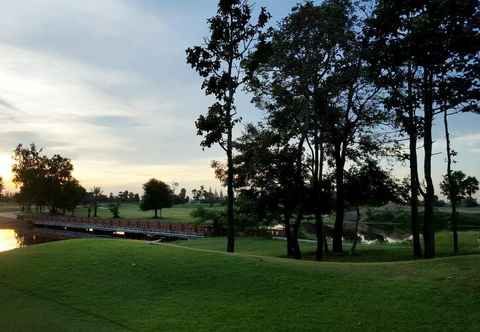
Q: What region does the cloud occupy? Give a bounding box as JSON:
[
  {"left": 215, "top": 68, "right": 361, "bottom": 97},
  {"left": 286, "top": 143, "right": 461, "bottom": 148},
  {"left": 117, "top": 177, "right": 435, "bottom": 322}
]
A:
[
  {"left": 0, "top": 1, "right": 226, "bottom": 193},
  {"left": 0, "top": 0, "right": 476, "bottom": 196}
]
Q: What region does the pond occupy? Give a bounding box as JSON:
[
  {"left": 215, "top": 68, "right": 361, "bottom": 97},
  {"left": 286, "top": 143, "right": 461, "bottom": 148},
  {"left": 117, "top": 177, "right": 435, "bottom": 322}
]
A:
[
  {"left": 0, "top": 223, "right": 101, "bottom": 253},
  {"left": 0, "top": 220, "right": 177, "bottom": 253}
]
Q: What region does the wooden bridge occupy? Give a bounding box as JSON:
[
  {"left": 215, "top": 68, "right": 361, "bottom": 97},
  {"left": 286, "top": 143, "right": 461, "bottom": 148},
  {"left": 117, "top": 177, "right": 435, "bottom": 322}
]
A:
[{"left": 31, "top": 215, "right": 212, "bottom": 239}]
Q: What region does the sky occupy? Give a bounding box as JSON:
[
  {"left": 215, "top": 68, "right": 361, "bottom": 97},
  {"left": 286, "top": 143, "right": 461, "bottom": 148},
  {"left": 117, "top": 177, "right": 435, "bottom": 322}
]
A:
[{"left": 0, "top": 0, "right": 479, "bottom": 197}]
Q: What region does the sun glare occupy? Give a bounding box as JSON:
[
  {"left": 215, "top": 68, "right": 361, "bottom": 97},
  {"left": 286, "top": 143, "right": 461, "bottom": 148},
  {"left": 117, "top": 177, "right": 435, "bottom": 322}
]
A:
[
  {"left": 0, "top": 230, "right": 20, "bottom": 252},
  {"left": 0, "top": 153, "right": 14, "bottom": 189}
]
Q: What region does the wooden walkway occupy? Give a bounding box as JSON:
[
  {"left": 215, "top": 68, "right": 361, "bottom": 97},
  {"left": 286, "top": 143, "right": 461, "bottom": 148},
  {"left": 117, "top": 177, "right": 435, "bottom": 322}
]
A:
[{"left": 32, "top": 215, "right": 211, "bottom": 239}]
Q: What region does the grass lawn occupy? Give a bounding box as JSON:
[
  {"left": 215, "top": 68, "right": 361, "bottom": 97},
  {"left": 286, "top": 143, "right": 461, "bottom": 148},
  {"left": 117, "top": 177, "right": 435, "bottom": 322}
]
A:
[
  {"left": 0, "top": 238, "right": 479, "bottom": 331},
  {"left": 176, "top": 231, "right": 480, "bottom": 262},
  {"left": 74, "top": 202, "right": 224, "bottom": 223}
]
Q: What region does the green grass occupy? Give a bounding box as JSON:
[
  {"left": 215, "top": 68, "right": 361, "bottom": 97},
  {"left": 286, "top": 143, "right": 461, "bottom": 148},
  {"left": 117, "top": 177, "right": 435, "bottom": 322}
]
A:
[
  {"left": 176, "top": 231, "right": 480, "bottom": 262},
  {"left": 75, "top": 202, "right": 224, "bottom": 223},
  {"left": 0, "top": 239, "right": 479, "bottom": 331}
]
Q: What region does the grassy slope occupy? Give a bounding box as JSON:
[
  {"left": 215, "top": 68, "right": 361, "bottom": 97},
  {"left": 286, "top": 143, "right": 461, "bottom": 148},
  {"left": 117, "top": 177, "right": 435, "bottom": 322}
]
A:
[
  {"left": 0, "top": 239, "right": 479, "bottom": 331},
  {"left": 74, "top": 203, "right": 223, "bottom": 223}
]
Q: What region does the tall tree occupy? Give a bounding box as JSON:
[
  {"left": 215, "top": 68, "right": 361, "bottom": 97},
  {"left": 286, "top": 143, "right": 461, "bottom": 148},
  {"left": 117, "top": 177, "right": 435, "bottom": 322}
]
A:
[
  {"left": 365, "top": 22, "right": 425, "bottom": 258},
  {"left": 246, "top": 0, "right": 356, "bottom": 258},
  {"left": 234, "top": 124, "right": 306, "bottom": 259},
  {"left": 186, "top": 0, "right": 270, "bottom": 253},
  {"left": 367, "top": 0, "right": 480, "bottom": 258},
  {"left": 140, "top": 179, "right": 173, "bottom": 218}
]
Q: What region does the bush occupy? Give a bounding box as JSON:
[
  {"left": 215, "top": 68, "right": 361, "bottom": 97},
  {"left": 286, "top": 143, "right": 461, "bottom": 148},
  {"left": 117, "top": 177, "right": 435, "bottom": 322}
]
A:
[{"left": 191, "top": 207, "right": 225, "bottom": 235}]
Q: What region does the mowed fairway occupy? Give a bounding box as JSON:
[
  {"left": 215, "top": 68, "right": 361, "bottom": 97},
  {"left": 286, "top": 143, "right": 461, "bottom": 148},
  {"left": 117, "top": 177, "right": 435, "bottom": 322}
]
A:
[
  {"left": 0, "top": 239, "right": 479, "bottom": 331},
  {"left": 75, "top": 203, "right": 223, "bottom": 223}
]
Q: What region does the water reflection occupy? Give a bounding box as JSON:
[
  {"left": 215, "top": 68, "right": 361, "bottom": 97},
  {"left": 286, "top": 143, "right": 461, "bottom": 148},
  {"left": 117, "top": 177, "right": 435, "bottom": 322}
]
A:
[
  {"left": 0, "top": 230, "right": 21, "bottom": 252},
  {"left": 0, "top": 225, "right": 94, "bottom": 253},
  {"left": 0, "top": 223, "right": 169, "bottom": 253}
]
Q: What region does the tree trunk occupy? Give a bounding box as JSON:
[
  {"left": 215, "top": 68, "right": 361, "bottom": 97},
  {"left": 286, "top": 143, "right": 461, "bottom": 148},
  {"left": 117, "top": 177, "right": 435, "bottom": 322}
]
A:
[
  {"left": 444, "top": 106, "right": 458, "bottom": 255},
  {"left": 94, "top": 202, "right": 98, "bottom": 218},
  {"left": 314, "top": 138, "right": 325, "bottom": 260},
  {"left": 155, "top": 208, "right": 158, "bottom": 219},
  {"left": 409, "top": 119, "right": 423, "bottom": 258},
  {"left": 226, "top": 119, "right": 235, "bottom": 253},
  {"left": 351, "top": 206, "right": 361, "bottom": 255},
  {"left": 423, "top": 70, "right": 436, "bottom": 259},
  {"left": 284, "top": 212, "right": 296, "bottom": 258},
  {"left": 292, "top": 136, "right": 305, "bottom": 260},
  {"left": 406, "top": 62, "right": 422, "bottom": 258},
  {"left": 333, "top": 143, "right": 345, "bottom": 253},
  {"left": 292, "top": 211, "right": 303, "bottom": 259}
]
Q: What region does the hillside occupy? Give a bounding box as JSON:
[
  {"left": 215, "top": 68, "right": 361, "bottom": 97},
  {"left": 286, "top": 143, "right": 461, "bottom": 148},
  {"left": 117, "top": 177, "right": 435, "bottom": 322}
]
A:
[{"left": 0, "top": 239, "right": 479, "bottom": 331}]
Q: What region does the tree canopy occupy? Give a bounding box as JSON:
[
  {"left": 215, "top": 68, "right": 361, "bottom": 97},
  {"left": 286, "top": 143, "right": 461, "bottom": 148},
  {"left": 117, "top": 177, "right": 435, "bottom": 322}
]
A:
[
  {"left": 12, "top": 144, "right": 85, "bottom": 214},
  {"left": 140, "top": 179, "right": 173, "bottom": 218}
]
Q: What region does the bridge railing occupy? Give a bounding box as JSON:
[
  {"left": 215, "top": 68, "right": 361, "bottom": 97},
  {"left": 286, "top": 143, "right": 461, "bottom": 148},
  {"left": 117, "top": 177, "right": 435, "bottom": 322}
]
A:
[{"left": 32, "top": 215, "right": 212, "bottom": 237}]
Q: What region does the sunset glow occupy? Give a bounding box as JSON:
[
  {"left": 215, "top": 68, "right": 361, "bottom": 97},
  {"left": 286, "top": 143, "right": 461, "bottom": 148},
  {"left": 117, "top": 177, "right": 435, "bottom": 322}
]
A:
[{"left": 0, "top": 230, "right": 20, "bottom": 252}]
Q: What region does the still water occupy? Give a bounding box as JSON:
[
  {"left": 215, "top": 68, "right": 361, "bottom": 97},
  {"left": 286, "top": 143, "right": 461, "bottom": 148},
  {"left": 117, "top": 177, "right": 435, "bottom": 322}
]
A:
[
  {"left": 0, "top": 222, "right": 170, "bottom": 253},
  {"left": 0, "top": 224, "right": 100, "bottom": 253}
]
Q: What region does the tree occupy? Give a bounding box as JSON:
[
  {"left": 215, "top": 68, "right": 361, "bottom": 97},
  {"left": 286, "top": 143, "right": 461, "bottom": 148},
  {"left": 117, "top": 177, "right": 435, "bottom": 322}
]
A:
[
  {"left": 12, "top": 144, "right": 46, "bottom": 211},
  {"left": 365, "top": 18, "right": 425, "bottom": 258},
  {"left": 247, "top": 0, "right": 389, "bottom": 257},
  {"left": 92, "top": 187, "right": 103, "bottom": 218},
  {"left": 12, "top": 144, "right": 83, "bottom": 215},
  {"left": 441, "top": 171, "right": 479, "bottom": 254},
  {"left": 58, "top": 179, "right": 86, "bottom": 215},
  {"left": 179, "top": 188, "right": 187, "bottom": 201},
  {"left": 344, "top": 160, "right": 400, "bottom": 254},
  {"left": 186, "top": 0, "right": 270, "bottom": 253},
  {"left": 140, "top": 179, "right": 173, "bottom": 218},
  {"left": 367, "top": 0, "right": 480, "bottom": 258},
  {"left": 246, "top": 0, "right": 351, "bottom": 258},
  {"left": 233, "top": 124, "right": 306, "bottom": 259},
  {"left": 464, "top": 176, "right": 480, "bottom": 200},
  {"left": 43, "top": 154, "right": 74, "bottom": 214}
]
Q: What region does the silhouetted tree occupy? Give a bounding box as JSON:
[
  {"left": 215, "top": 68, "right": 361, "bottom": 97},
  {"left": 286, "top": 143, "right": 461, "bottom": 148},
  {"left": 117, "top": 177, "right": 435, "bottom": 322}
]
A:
[
  {"left": 441, "top": 171, "right": 479, "bottom": 254},
  {"left": 367, "top": 0, "right": 480, "bottom": 258},
  {"left": 140, "top": 179, "right": 173, "bottom": 218},
  {"left": 234, "top": 125, "right": 305, "bottom": 259},
  {"left": 247, "top": 0, "right": 389, "bottom": 256},
  {"left": 58, "top": 179, "right": 86, "bottom": 215},
  {"left": 12, "top": 144, "right": 83, "bottom": 215},
  {"left": 186, "top": 0, "right": 270, "bottom": 253},
  {"left": 12, "top": 144, "right": 46, "bottom": 211}
]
